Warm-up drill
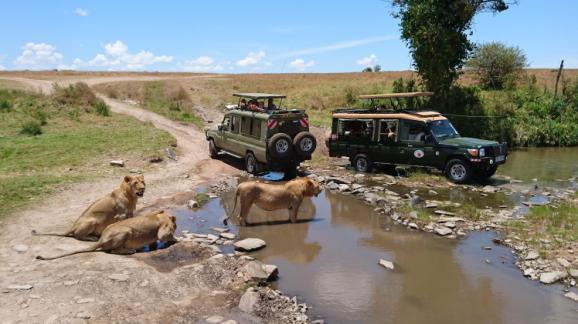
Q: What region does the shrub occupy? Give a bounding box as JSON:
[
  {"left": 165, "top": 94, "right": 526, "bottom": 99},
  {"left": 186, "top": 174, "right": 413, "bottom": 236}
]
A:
[
  {"left": 33, "top": 110, "right": 48, "bottom": 125},
  {"left": 93, "top": 100, "right": 110, "bottom": 116},
  {"left": 52, "top": 82, "right": 99, "bottom": 107},
  {"left": 466, "top": 42, "right": 527, "bottom": 90},
  {"left": 20, "top": 120, "right": 43, "bottom": 136},
  {"left": 0, "top": 98, "right": 11, "bottom": 112}
]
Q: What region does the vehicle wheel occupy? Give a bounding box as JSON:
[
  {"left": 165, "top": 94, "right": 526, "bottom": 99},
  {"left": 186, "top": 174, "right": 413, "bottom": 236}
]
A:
[
  {"left": 268, "top": 133, "right": 293, "bottom": 158},
  {"left": 245, "top": 152, "right": 258, "bottom": 174},
  {"left": 208, "top": 139, "right": 219, "bottom": 159},
  {"left": 445, "top": 158, "right": 473, "bottom": 183},
  {"left": 476, "top": 166, "right": 497, "bottom": 180},
  {"left": 293, "top": 131, "right": 317, "bottom": 156},
  {"left": 353, "top": 154, "right": 373, "bottom": 173}
]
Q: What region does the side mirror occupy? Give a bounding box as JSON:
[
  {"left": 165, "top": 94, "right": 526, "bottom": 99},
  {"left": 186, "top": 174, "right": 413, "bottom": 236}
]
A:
[{"left": 217, "top": 125, "right": 223, "bottom": 131}]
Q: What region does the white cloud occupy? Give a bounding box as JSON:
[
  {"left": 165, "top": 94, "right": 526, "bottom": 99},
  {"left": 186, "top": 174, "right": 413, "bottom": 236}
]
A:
[
  {"left": 357, "top": 54, "right": 378, "bottom": 66},
  {"left": 288, "top": 58, "right": 315, "bottom": 71},
  {"left": 274, "top": 35, "right": 395, "bottom": 59},
  {"left": 237, "top": 51, "right": 265, "bottom": 67},
  {"left": 181, "top": 56, "right": 224, "bottom": 71},
  {"left": 75, "top": 8, "right": 88, "bottom": 16},
  {"left": 104, "top": 41, "right": 128, "bottom": 56},
  {"left": 13, "top": 42, "right": 64, "bottom": 69},
  {"left": 0, "top": 64, "right": 5, "bottom": 71},
  {"left": 74, "top": 41, "right": 173, "bottom": 70}
]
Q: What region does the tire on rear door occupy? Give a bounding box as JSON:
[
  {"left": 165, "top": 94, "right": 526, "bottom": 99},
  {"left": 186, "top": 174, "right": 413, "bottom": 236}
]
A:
[
  {"left": 268, "top": 133, "right": 293, "bottom": 158},
  {"left": 293, "top": 131, "right": 317, "bottom": 156}
]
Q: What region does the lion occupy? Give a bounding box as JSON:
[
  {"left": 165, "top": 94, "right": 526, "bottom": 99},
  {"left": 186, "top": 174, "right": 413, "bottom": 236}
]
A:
[
  {"left": 36, "top": 210, "right": 177, "bottom": 260},
  {"left": 226, "top": 177, "right": 322, "bottom": 226},
  {"left": 32, "top": 175, "right": 146, "bottom": 241}
]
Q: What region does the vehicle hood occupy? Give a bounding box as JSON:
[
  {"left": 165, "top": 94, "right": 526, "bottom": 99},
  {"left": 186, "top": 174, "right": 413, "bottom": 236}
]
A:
[{"left": 438, "top": 137, "right": 498, "bottom": 148}]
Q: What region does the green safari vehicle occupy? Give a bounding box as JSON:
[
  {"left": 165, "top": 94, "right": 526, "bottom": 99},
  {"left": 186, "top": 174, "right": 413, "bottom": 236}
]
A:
[
  {"left": 326, "top": 92, "right": 508, "bottom": 183},
  {"left": 206, "top": 93, "right": 317, "bottom": 176}
]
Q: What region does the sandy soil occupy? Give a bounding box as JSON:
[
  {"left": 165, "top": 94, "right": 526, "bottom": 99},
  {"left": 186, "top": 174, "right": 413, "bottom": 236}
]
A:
[{"left": 0, "top": 75, "right": 257, "bottom": 323}]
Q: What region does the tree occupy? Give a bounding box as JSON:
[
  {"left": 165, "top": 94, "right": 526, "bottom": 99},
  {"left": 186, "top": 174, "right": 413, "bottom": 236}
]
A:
[
  {"left": 362, "top": 66, "right": 373, "bottom": 72},
  {"left": 391, "top": 0, "right": 511, "bottom": 98},
  {"left": 373, "top": 64, "right": 382, "bottom": 72},
  {"left": 466, "top": 42, "right": 527, "bottom": 90}
]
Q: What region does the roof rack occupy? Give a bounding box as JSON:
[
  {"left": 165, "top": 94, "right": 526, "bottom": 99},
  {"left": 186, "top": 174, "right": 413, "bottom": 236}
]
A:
[
  {"left": 358, "top": 92, "right": 434, "bottom": 100},
  {"left": 233, "top": 92, "right": 287, "bottom": 99}
]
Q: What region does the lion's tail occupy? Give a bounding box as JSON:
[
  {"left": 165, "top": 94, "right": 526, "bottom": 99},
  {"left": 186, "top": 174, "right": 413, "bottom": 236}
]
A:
[
  {"left": 31, "top": 229, "right": 72, "bottom": 237},
  {"left": 222, "top": 187, "right": 240, "bottom": 226},
  {"left": 36, "top": 244, "right": 100, "bottom": 261}
]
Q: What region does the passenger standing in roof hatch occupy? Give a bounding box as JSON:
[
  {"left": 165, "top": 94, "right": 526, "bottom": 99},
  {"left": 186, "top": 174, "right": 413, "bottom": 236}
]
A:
[
  {"left": 267, "top": 98, "right": 277, "bottom": 110},
  {"left": 239, "top": 98, "right": 247, "bottom": 110}
]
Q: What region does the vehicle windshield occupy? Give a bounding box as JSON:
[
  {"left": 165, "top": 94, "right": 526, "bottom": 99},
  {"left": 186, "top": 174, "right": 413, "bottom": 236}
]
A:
[{"left": 429, "top": 119, "right": 459, "bottom": 140}]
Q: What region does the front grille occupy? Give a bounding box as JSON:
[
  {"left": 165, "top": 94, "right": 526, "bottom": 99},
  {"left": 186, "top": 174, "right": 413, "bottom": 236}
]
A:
[{"left": 486, "top": 144, "right": 507, "bottom": 156}]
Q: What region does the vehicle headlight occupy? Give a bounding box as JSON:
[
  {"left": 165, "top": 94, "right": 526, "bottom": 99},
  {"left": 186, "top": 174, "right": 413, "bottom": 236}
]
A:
[
  {"left": 479, "top": 148, "right": 485, "bottom": 157},
  {"left": 467, "top": 149, "right": 479, "bottom": 157}
]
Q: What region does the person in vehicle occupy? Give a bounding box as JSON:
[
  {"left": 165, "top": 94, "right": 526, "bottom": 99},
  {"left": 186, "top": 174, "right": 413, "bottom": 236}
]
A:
[
  {"left": 387, "top": 125, "right": 397, "bottom": 141},
  {"left": 248, "top": 100, "right": 264, "bottom": 112},
  {"left": 239, "top": 98, "right": 247, "bottom": 110},
  {"left": 409, "top": 125, "right": 426, "bottom": 142},
  {"left": 267, "top": 98, "right": 277, "bottom": 110}
]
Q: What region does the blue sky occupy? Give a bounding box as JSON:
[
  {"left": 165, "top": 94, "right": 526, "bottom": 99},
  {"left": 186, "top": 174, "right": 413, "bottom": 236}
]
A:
[{"left": 0, "top": 1, "right": 577, "bottom": 72}]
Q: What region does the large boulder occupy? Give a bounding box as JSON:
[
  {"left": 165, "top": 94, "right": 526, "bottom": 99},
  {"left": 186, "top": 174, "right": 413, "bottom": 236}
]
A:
[
  {"left": 539, "top": 271, "right": 567, "bottom": 284},
  {"left": 243, "top": 260, "right": 278, "bottom": 281},
  {"left": 239, "top": 289, "right": 260, "bottom": 313}
]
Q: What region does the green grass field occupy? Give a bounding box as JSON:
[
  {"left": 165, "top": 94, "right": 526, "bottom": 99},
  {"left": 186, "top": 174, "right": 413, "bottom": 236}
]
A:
[{"left": 0, "top": 85, "right": 175, "bottom": 217}]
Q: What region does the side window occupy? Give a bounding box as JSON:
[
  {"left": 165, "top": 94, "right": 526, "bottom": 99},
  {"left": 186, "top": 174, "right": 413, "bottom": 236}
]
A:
[
  {"left": 251, "top": 119, "right": 262, "bottom": 139},
  {"left": 379, "top": 119, "right": 398, "bottom": 142},
  {"left": 241, "top": 117, "right": 251, "bottom": 136},
  {"left": 400, "top": 120, "right": 427, "bottom": 142},
  {"left": 231, "top": 116, "right": 239, "bottom": 134},
  {"left": 222, "top": 117, "right": 231, "bottom": 131},
  {"left": 337, "top": 119, "right": 374, "bottom": 140}
]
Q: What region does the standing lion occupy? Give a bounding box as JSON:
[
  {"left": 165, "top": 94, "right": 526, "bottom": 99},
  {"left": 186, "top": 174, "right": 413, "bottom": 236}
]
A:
[
  {"left": 226, "top": 177, "right": 322, "bottom": 226},
  {"left": 32, "top": 175, "right": 146, "bottom": 240}
]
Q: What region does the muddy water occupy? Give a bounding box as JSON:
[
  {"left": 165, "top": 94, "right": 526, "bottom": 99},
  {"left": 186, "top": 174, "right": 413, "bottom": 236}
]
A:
[
  {"left": 498, "top": 148, "right": 578, "bottom": 186},
  {"left": 174, "top": 191, "right": 577, "bottom": 324}
]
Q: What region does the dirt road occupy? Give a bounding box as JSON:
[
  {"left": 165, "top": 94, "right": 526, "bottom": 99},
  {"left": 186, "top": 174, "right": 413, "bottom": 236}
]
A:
[{"left": 0, "top": 75, "right": 252, "bottom": 323}]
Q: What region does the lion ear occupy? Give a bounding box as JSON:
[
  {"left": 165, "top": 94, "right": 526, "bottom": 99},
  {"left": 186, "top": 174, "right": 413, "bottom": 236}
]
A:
[
  {"left": 124, "top": 176, "right": 131, "bottom": 183},
  {"left": 170, "top": 215, "right": 176, "bottom": 223},
  {"left": 137, "top": 174, "right": 144, "bottom": 180}
]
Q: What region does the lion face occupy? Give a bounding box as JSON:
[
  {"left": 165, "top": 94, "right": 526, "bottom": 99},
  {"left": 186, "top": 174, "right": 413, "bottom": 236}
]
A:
[
  {"left": 124, "top": 175, "right": 146, "bottom": 197},
  {"left": 157, "top": 211, "right": 177, "bottom": 241},
  {"left": 305, "top": 178, "right": 322, "bottom": 197}
]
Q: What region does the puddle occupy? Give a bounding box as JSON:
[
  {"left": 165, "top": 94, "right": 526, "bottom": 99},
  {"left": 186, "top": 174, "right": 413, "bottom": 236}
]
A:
[
  {"left": 135, "top": 242, "right": 210, "bottom": 272},
  {"left": 174, "top": 190, "right": 578, "bottom": 323}
]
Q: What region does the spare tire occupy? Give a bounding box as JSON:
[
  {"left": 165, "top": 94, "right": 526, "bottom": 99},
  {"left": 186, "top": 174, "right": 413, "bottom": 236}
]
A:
[
  {"left": 293, "top": 131, "right": 317, "bottom": 156},
  {"left": 268, "top": 133, "right": 293, "bottom": 158}
]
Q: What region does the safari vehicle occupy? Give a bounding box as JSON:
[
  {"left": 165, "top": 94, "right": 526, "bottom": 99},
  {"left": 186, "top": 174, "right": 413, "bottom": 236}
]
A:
[
  {"left": 205, "top": 93, "right": 316, "bottom": 176},
  {"left": 326, "top": 92, "right": 508, "bottom": 183}
]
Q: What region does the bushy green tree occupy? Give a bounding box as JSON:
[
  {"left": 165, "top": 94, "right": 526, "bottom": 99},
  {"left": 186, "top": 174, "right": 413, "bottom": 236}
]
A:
[
  {"left": 391, "top": 0, "right": 510, "bottom": 98},
  {"left": 466, "top": 42, "right": 527, "bottom": 90}
]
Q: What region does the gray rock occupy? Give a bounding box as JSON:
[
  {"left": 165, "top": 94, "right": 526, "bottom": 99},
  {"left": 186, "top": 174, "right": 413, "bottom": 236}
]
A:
[
  {"left": 539, "top": 271, "right": 567, "bottom": 284},
  {"left": 207, "top": 234, "right": 219, "bottom": 241},
  {"left": 564, "top": 292, "right": 578, "bottom": 303},
  {"left": 221, "top": 320, "right": 239, "bottom": 324},
  {"left": 425, "top": 201, "right": 438, "bottom": 208},
  {"left": 409, "top": 196, "right": 425, "bottom": 208},
  {"left": 568, "top": 269, "right": 578, "bottom": 278},
  {"left": 525, "top": 251, "right": 539, "bottom": 261},
  {"left": 409, "top": 222, "right": 419, "bottom": 230},
  {"left": 243, "top": 261, "right": 278, "bottom": 281},
  {"left": 210, "top": 227, "right": 229, "bottom": 233},
  {"left": 165, "top": 148, "right": 177, "bottom": 160},
  {"left": 379, "top": 259, "right": 395, "bottom": 270},
  {"left": 434, "top": 227, "right": 453, "bottom": 236},
  {"left": 11, "top": 244, "right": 28, "bottom": 253},
  {"left": 364, "top": 193, "right": 381, "bottom": 204},
  {"left": 206, "top": 315, "right": 225, "bottom": 323},
  {"left": 325, "top": 177, "right": 351, "bottom": 185},
  {"left": 338, "top": 184, "right": 350, "bottom": 192},
  {"left": 7, "top": 284, "right": 33, "bottom": 290},
  {"left": 108, "top": 274, "right": 129, "bottom": 282},
  {"left": 326, "top": 182, "right": 339, "bottom": 191},
  {"left": 187, "top": 200, "right": 199, "bottom": 209},
  {"left": 351, "top": 184, "right": 363, "bottom": 190},
  {"left": 443, "top": 221, "right": 456, "bottom": 229},
  {"left": 428, "top": 190, "right": 438, "bottom": 195},
  {"left": 557, "top": 257, "right": 571, "bottom": 268},
  {"left": 76, "top": 312, "right": 91, "bottom": 319},
  {"left": 239, "top": 290, "right": 260, "bottom": 313},
  {"left": 434, "top": 210, "right": 455, "bottom": 216},
  {"left": 409, "top": 211, "right": 418, "bottom": 219},
  {"left": 482, "top": 185, "right": 499, "bottom": 193},
  {"left": 110, "top": 160, "right": 124, "bottom": 167},
  {"left": 234, "top": 238, "right": 266, "bottom": 252},
  {"left": 76, "top": 298, "right": 95, "bottom": 304},
  {"left": 220, "top": 232, "right": 236, "bottom": 240}
]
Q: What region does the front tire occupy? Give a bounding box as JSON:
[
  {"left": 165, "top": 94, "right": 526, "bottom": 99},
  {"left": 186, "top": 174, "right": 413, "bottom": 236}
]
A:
[
  {"left": 245, "top": 152, "right": 258, "bottom": 175},
  {"left": 353, "top": 154, "right": 373, "bottom": 173},
  {"left": 445, "top": 158, "right": 472, "bottom": 183},
  {"left": 208, "top": 139, "right": 219, "bottom": 159}
]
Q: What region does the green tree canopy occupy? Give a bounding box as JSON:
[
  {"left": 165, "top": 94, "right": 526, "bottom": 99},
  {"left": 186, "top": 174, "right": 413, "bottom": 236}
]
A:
[
  {"left": 466, "top": 42, "right": 527, "bottom": 90},
  {"left": 391, "top": 0, "right": 510, "bottom": 97}
]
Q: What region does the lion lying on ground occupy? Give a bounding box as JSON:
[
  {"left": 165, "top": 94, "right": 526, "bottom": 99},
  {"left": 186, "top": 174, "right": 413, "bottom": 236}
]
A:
[
  {"left": 226, "top": 177, "right": 322, "bottom": 226},
  {"left": 32, "top": 175, "right": 146, "bottom": 240},
  {"left": 36, "top": 210, "right": 177, "bottom": 260}
]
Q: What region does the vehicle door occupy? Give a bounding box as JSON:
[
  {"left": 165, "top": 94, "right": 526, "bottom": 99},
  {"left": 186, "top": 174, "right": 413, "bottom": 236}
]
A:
[
  {"left": 215, "top": 115, "right": 231, "bottom": 150},
  {"left": 337, "top": 119, "right": 374, "bottom": 158},
  {"left": 376, "top": 119, "right": 401, "bottom": 164},
  {"left": 397, "top": 119, "right": 433, "bottom": 166}
]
